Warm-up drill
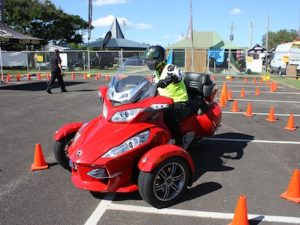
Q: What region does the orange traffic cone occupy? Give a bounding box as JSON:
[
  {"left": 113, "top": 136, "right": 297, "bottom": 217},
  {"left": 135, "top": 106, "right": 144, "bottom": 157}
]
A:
[
  {"left": 231, "top": 100, "right": 240, "bottom": 112},
  {"left": 255, "top": 86, "right": 260, "bottom": 96},
  {"left": 240, "top": 88, "right": 245, "bottom": 98},
  {"left": 16, "top": 73, "right": 21, "bottom": 81},
  {"left": 244, "top": 103, "right": 254, "bottom": 117},
  {"left": 27, "top": 73, "right": 31, "bottom": 81},
  {"left": 284, "top": 114, "right": 297, "bottom": 131},
  {"left": 253, "top": 77, "right": 257, "bottom": 84},
  {"left": 228, "top": 195, "right": 249, "bottom": 225},
  {"left": 228, "top": 89, "right": 233, "bottom": 101},
  {"left": 71, "top": 72, "right": 75, "bottom": 80},
  {"left": 84, "top": 73, "right": 87, "bottom": 80},
  {"left": 266, "top": 106, "right": 278, "bottom": 122},
  {"left": 281, "top": 169, "right": 300, "bottom": 203},
  {"left": 31, "top": 143, "right": 48, "bottom": 171},
  {"left": 219, "top": 93, "right": 226, "bottom": 108},
  {"left": 270, "top": 82, "right": 275, "bottom": 92}
]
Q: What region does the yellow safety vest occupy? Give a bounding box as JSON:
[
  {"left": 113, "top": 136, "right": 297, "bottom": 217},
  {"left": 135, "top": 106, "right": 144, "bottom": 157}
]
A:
[{"left": 155, "top": 64, "right": 189, "bottom": 103}]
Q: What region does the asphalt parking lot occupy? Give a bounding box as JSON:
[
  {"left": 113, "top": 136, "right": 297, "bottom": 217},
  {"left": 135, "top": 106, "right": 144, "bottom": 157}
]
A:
[{"left": 0, "top": 75, "right": 299, "bottom": 225}]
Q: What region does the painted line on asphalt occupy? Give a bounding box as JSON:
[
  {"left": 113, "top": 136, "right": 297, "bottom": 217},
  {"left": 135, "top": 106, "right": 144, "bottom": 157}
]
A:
[
  {"left": 231, "top": 91, "right": 300, "bottom": 95},
  {"left": 84, "top": 193, "right": 116, "bottom": 225},
  {"left": 108, "top": 203, "right": 300, "bottom": 224},
  {"left": 233, "top": 98, "right": 300, "bottom": 104},
  {"left": 222, "top": 111, "right": 300, "bottom": 117},
  {"left": 203, "top": 137, "right": 300, "bottom": 145}
]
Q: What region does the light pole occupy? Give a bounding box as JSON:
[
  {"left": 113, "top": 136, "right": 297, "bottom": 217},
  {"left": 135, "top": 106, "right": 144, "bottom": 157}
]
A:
[{"left": 265, "top": 15, "right": 271, "bottom": 74}]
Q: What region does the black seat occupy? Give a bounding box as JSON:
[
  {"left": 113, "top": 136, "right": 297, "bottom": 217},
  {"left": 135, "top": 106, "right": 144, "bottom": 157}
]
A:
[{"left": 184, "top": 72, "right": 214, "bottom": 115}]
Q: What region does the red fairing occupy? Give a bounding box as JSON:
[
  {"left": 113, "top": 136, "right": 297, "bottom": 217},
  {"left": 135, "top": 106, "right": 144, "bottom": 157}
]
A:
[
  {"left": 54, "top": 122, "right": 84, "bottom": 141},
  {"left": 69, "top": 117, "right": 171, "bottom": 192},
  {"left": 138, "top": 144, "right": 195, "bottom": 174},
  {"left": 181, "top": 102, "right": 222, "bottom": 136}
]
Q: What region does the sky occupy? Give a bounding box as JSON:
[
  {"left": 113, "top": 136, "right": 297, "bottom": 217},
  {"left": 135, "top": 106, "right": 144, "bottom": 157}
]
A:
[{"left": 50, "top": 0, "right": 300, "bottom": 48}]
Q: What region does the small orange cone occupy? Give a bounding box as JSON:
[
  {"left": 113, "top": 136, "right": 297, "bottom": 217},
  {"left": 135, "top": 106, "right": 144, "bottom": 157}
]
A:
[
  {"left": 240, "top": 88, "right": 245, "bottom": 98},
  {"left": 228, "top": 195, "right": 249, "bottom": 225},
  {"left": 228, "top": 89, "right": 233, "bottom": 101},
  {"left": 219, "top": 93, "right": 226, "bottom": 108},
  {"left": 231, "top": 100, "right": 240, "bottom": 112},
  {"left": 281, "top": 169, "right": 300, "bottom": 203},
  {"left": 84, "top": 73, "right": 87, "bottom": 80},
  {"left": 244, "top": 103, "right": 254, "bottom": 117},
  {"left": 253, "top": 77, "right": 257, "bottom": 84},
  {"left": 16, "top": 73, "right": 21, "bottom": 81},
  {"left": 255, "top": 86, "right": 260, "bottom": 96},
  {"left": 31, "top": 143, "right": 48, "bottom": 171},
  {"left": 284, "top": 114, "right": 297, "bottom": 131},
  {"left": 27, "top": 73, "right": 31, "bottom": 81},
  {"left": 266, "top": 106, "right": 278, "bottom": 122},
  {"left": 71, "top": 72, "right": 75, "bottom": 80}
]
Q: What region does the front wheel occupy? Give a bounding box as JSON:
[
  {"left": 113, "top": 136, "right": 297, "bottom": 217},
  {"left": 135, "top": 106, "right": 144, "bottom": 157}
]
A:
[
  {"left": 54, "top": 132, "right": 76, "bottom": 171},
  {"left": 138, "top": 157, "right": 191, "bottom": 208}
]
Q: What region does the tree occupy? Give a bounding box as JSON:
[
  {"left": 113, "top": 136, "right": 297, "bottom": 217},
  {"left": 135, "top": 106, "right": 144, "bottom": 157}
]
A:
[
  {"left": 262, "top": 29, "right": 298, "bottom": 50},
  {"left": 4, "top": 0, "right": 90, "bottom": 45}
]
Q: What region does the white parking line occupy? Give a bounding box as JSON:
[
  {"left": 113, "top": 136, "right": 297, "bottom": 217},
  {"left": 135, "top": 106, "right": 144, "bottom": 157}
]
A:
[
  {"left": 108, "top": 203, "right": 300, "bottom": 224},
  {"left": 222, "top": 111, "right": 300, "bottom": 117},
  {"left": 84, "top": 193, "right": 116, "bottom": 225},
  {"left": 231, "top": 91, "right": 300, "bottom": 95},
  {"left": 232, "top": 98, "right": 300, "bottom": 104},
  {"left": 203, "top": 137, "right": 300, "bottom": 145}
]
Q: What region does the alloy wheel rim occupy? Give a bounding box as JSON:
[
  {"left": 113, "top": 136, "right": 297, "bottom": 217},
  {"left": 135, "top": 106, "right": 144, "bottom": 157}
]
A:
[{"left": 153, "top": 162, "right": 186, "bottom": 202}]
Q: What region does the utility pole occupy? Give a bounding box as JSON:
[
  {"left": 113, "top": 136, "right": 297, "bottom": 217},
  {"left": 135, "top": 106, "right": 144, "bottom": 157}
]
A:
[
  {"left": 250, "top": 22, "right": 254, "bottom": 48},
  {"left": 229, "top": 22, "right": 235, "bottom": 42},
  {"left": 87, "top": 0, "right": 92, "bottom": 72},
  {"left": 265, "top": 15, "right": 270, "bottom": 50}
]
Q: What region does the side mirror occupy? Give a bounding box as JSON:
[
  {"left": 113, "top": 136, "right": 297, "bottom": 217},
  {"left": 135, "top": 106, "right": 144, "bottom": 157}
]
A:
[{"left": 102, "top": 31, "right": 112, "bottom": 49}]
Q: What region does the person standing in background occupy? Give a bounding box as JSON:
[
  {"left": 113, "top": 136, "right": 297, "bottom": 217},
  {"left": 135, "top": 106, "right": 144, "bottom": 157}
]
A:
[{"left": 46, "top": 49, "right": 67, "bottom": 94}]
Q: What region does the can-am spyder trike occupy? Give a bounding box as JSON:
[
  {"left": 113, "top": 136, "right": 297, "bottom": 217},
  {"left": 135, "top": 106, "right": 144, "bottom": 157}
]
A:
[{"left": 53, "top": 57, "right": 222, "bottom": 208}]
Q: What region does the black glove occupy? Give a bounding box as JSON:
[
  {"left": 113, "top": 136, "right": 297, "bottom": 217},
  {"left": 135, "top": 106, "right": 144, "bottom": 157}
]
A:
[{"left": 157, "top": 79, "right": 168, "bottom": 88}]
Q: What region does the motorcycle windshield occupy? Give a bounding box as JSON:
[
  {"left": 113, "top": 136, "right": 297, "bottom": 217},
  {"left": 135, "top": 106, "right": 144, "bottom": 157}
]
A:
[{"left": 107, "top": 57, "right": 156, "bottom": 105}]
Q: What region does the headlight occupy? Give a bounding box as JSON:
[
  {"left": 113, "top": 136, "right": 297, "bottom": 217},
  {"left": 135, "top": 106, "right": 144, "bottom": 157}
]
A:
[
  {"left": 101, "top": 130, "right": 149, "bottom": 158},
  {"left": 111, "top": 108, "right": 144, "bottom": 122},
  {"left": 73, "top": 122, "right": 88, "bottom": 145}
]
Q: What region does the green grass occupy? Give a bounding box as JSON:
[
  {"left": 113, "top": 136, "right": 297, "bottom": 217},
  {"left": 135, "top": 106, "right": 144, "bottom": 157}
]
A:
[{"left": 270, "top": 76, "right": 300, "bottom": 89}]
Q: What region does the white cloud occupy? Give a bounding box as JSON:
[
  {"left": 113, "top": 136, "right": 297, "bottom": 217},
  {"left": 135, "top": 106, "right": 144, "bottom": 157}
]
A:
[
  {"left": 93, "top": 15, "right": 116, "bottom": 27},
  {"left": 134, "top": 23, "right": 154, "bottom": 30},
  {"left": 229, "top": 8, "right": 243, "bottom": 15},
  {"left": 93, "top": 15, "right": 153, "bottom": 30},
  {"left": 93, "top": 0, "right": 130, "bottom": 6}
]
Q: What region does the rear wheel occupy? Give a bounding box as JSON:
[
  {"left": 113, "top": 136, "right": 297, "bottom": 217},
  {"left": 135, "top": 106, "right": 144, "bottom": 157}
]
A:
[
  {"left": 138, "top": 157, "right": 190, "bottom": 208},
  {"left": 54, "top": 132, "right": 76, "bottom": 171}
]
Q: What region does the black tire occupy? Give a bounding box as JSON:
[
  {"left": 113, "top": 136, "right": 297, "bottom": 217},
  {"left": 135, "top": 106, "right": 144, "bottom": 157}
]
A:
[
  {"left": 278, "top": 67, "right": 282, "bottom": 76},
  {"left": 54, "top": 132, "right": 76, "bottom": 171},
  {"left": 138, "top": 157, "right": 191, "bottom": 208}
]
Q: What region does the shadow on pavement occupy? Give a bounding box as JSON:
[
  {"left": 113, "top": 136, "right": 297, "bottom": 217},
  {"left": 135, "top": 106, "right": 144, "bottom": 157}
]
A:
[
  {"left": 189, "top": 132, "right": 254, "bottom": 182},
  {"left": 0, "top": 81, "right": 86, "bottom": 91}
]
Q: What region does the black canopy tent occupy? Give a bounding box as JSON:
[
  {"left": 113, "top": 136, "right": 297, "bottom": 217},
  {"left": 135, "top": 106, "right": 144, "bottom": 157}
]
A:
[
  {"left": 0, "top": 21, "right": 44, "bottom": 82},
  {"left": 0, "top": 21, "right": 43, "bottom": 45}
]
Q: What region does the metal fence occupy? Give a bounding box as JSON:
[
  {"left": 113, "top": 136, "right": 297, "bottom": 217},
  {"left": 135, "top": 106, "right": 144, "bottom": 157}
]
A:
[{"left": 0, "top": 49, "right": 248, "bottom": 73}]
